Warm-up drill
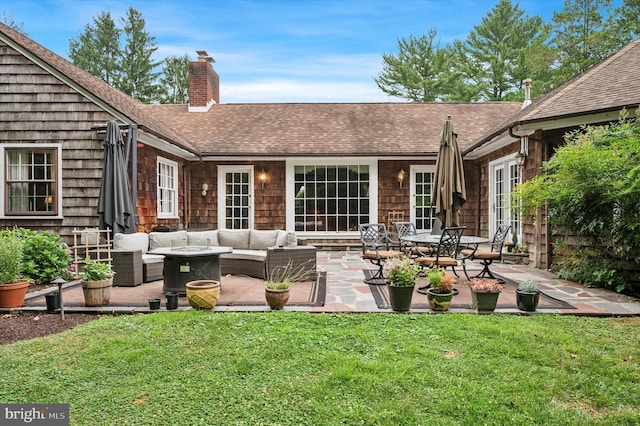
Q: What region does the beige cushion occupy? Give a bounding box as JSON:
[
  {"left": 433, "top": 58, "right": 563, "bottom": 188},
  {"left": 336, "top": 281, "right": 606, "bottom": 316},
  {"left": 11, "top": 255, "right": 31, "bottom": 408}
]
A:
[
  {"left": 113, "top": 232, "right": 149, "bottom": 254},
  {"left": 187, "top": 230, "right": 219, "bottom": 247},
  {"left": 218, "top": 229, "right": 250, "bottom": 249},
  {"left": 460, "top": 249, "right": 475, "bottom": 257},
  {"left": 250, "top": 230, "right": 279, "bottom": 250},
  {"left": 275, "top": 230, "right": 288, "bottom": 247},
  {"left": 472, "top": 251, "right": 501, "bottom": 260},
  {"left": 142, "top": 253, "right": 165, "bottom": 264},
  {"left": 286, "top": 231, "right": 298, "bottom": 247},
  {"left": 364, "top": 250, "right": 401, "bottom": 260},
  {"left": 221, "top": 249, "right": 267, "bottom": 262},
  {"left": 149, "top": 230, "right": 188, "bottom": 251},
  {"left": 416, "top": 256, "right": 458, "bottom": 267}
]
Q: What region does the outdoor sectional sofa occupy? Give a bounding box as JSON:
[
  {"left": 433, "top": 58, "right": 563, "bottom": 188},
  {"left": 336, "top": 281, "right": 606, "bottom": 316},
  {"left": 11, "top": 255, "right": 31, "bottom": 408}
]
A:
[{"left": 110, "top": 229, "right": 316, "bottom": 286}]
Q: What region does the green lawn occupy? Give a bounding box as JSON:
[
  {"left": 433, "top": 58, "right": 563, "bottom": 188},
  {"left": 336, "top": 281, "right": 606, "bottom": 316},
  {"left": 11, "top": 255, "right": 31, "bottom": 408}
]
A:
[{"left": 1, "top": 313, "right": 638, "bottom": 425}]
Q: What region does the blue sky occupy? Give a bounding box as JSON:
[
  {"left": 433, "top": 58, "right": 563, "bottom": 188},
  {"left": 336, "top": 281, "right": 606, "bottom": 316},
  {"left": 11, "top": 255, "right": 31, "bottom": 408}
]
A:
[{"left": 2, "top": 0, "right": 576, "bottom": 103}]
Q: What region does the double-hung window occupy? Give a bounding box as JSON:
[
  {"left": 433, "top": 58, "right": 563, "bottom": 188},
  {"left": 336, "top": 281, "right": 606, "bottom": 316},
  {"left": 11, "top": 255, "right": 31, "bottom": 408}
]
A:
[
  {"left": 2, "top": 145, "right": 60, "bottom": 217},
  {"left": 157, "top": 157, "right": 178, "bottom": 218}
]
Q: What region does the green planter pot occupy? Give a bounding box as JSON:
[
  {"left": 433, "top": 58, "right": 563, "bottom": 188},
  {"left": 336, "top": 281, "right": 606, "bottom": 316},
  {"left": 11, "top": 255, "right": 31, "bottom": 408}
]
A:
[
  {"left": 470, "top": 288, "right": 500, "bottom": 313},
  {"left": 388, "top": 284, "right": 414, "bottom": 312},
  {"left": 426, "top": 289, "right": 455, "bottom": 311},
  {"left": 516, "top": 290, "right": 540, "bottom": 312}
]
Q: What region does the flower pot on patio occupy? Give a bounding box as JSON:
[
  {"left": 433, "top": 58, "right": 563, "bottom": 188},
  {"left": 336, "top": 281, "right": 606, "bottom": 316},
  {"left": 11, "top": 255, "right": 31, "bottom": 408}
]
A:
[
  {"left": 426, "top": 288, "right": 455, "bottom": 311},
  {"left": 470, "top": 289, "right": 500, "bottom": 313},
  {"left": 265, "top": 288, "right": 290, "bottom": 310},
  {"left": 0, "top": 279, "right": 30, "bottom": 309},
  {"left": 82, "top": 278, "right": 113, "bottom": 307},
  {"left": 388, "top": 284, "right": 415, "bottom": 312},
  {"left": 45, "top": 291, "right": 61, "bottom": 313},
  {"left": 186, "top": 280, "right": 221, "bottom": 309}
]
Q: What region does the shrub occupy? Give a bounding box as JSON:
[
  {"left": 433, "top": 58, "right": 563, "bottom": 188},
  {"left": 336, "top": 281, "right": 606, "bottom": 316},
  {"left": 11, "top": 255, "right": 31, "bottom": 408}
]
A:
[
  {"left": 17, "top": 229, "right": 73, "bottom": 284},
  {"left": 516, "top": 109, "right": 640, "bottom": 293}
]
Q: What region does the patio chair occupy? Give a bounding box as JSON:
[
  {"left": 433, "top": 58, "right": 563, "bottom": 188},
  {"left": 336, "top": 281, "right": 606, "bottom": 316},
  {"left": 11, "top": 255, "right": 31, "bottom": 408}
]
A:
[
  {"left": 393, "top": 221, "right": 436, "bottom": 257},
  {"left": 415, "top": 226, "right": 465, "bottom": 282},
  {"left": 461, "top": 224, "right": 511, "bottom": 281},
  {"left": 359, "top": 223, "right": 402, "bottom": 285}
]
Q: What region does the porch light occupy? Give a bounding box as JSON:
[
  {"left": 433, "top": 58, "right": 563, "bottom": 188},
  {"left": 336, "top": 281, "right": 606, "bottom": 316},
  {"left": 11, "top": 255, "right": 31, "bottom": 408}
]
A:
[
  {"left": 259, "top": 169, "right": 267, "bottom": 188},
  {"left": 397, "top": 169, "right": 406, "bottom": 188},
  {"left": 516, "top": 152, "right": 526, "bottom": 167},
  {"left": 201, "top": 183, "right": 208, "bottom": 197}
]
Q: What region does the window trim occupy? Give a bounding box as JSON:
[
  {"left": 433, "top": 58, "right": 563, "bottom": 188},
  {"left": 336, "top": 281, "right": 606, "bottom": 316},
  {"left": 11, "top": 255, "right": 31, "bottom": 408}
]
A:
[
  {"left": 156, "top": 156, "right": 179, "bottom": 219},
  {"left": 0, "top": 143, "right": 63, "bottom": 219},
  {"left": 286, "top": 158, "right": 378, "bottom": 236}
]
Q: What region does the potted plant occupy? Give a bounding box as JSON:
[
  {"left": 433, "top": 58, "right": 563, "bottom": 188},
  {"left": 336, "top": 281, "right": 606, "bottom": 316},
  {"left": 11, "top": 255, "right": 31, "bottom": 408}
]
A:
[
  {"left": 0, "top": 228, "right": 30, "bottom": 308},
  {"left": 383, "top": 255, "right": 421, "bottom": 312},
  {"left": 425, "top": 266, "right": 457, "bottom": 312},
  {"left": 516, "top": 279, "right": 540, "bottom": 312},
  {"left": 467, "top": 278, "right": 504, "bottom": 313},
  {"left": 81, "top": 258, "right": 115, "bottom": 307},
  {"left": 265, "top": 260, "right": 311, "bottom": 310},
  {"left": 185, "top": 279, "right": 221, "bottom": 310}
]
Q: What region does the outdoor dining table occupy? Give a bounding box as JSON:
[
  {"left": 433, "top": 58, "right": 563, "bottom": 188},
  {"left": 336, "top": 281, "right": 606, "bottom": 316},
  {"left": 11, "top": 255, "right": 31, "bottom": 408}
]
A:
[{"left": 400, "top": 233, "right": 489, "bottom": 257}]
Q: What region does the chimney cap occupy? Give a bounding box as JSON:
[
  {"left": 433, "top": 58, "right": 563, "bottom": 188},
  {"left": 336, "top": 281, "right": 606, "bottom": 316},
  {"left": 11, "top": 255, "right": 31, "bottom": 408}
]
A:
[{"left": 196, "top": 50, "right": 215, "bottom": 63}]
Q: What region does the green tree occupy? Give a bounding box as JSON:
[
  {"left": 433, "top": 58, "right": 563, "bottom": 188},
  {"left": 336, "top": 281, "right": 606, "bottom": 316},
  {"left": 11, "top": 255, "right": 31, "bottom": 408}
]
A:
[
  {"left": 550, "top": 0, "right": 617, "bottom": 86},
  {"left": 118, "top": 7, "right": 161, "bottom": 103},
  {"left": 159, "top": 54, "right": 190, "bottom": 104},
  {"left": 457, "top": 0, "right": 550, "bottom": 101},
  {"left": 69, "top": 11, "right": 121, "bottom": 86},
  {"left": 374, "top": 29, "right": 462, "bottom": 102},
  {"left": 516, "top": 110, "right": 640, "bottom": 293},
  {"left": 609, "top": 0, "right": 640, "bottom": 46}
]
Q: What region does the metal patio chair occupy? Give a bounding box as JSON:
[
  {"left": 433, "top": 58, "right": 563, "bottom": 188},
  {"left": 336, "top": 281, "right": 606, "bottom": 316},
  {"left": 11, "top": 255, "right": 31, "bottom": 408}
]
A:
[
  {"left": 359, "top": 223, "right": 402, "bottom": 285},
  {"left": 461, "top": 224, "right": 511, "bottom": 281}
]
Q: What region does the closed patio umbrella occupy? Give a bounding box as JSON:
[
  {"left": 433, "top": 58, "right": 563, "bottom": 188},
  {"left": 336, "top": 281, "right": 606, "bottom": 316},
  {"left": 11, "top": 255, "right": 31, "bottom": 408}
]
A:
[
  {"left": 98, "top": 120, "right": 135, "bottom": 234},
  {"left": 433, "top": 116, "right": 466, "bottom": 228}
]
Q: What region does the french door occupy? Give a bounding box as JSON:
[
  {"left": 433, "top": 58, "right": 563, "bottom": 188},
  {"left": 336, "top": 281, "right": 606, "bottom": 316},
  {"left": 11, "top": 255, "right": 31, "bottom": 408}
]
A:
[
  {"left": 410, "top": 165, "right": 436, "bottom": 232},
  {"left": 217, "top": 166, "right": 254, "bottom": 229},
  {"left": 489, "top": 157, "right": 520, "bottom": 239}
]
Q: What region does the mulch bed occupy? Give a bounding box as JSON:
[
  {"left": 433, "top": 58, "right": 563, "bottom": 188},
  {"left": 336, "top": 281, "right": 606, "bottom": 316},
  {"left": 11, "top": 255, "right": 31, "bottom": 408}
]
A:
[{"left": 0, "top": 312, "right": 98, "bottom": 345}]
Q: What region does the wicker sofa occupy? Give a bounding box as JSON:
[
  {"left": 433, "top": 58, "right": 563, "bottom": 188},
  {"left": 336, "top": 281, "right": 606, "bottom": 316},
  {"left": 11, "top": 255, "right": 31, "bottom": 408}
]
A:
[{"left": 111, "top": 229, "right": 316, "bottom": 286}]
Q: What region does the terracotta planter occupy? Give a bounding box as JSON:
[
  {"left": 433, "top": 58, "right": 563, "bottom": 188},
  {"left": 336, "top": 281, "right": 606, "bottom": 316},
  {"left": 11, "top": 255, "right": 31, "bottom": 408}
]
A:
[
  {"left": 388, "top": 284, "right": 415, "bottom": 312},
  {"left": 265, "top": 288, "right": 290, "bottom": 310},
  {"left": 82, "top": 277, "right": 113, "bottom": 307},
  {"left": 470, "top": 288, "right": 500, "bottom": 313},
  {"left": 0, "top": 279, "right": 30, "bottom": 308},
  {"left": 426, "top": 289, "right": 454, "bottom": 311},
  {"left": 186, "top": 280, "right": 221, "bottom": 309}
]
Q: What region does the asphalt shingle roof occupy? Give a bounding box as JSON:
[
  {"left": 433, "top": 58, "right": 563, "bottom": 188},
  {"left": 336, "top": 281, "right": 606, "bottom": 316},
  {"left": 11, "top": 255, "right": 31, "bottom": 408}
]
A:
[{"left": 147, "top": 102, "right": 520, "bottom": 156}]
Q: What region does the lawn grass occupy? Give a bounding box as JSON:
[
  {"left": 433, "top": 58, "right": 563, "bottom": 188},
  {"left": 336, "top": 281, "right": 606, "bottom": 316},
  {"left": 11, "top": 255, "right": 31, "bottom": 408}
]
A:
[{"left": 1, "top": 312, "right": 639, "bottom": 425}]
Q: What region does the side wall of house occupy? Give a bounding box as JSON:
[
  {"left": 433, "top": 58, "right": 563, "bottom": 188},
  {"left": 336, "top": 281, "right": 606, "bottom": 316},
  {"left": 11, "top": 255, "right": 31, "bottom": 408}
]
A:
[{"left": 0, "top": 41, "right": 114, "bottom": 242}]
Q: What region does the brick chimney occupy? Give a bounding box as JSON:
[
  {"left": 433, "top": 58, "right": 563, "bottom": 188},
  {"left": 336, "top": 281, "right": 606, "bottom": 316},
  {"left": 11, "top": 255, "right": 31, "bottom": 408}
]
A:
[{"left": 188, "top": 51, "right": 219, "bottom": 112}]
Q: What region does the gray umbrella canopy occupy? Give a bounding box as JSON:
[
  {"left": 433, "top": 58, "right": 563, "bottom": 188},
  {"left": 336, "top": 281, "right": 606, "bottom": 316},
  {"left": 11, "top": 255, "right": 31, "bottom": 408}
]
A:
[
  {"left": 433, "top": 117, "right": 466, "bottom": 228},
  {"left": 98, "top": 121, "right": 135, "bottom": 234}
]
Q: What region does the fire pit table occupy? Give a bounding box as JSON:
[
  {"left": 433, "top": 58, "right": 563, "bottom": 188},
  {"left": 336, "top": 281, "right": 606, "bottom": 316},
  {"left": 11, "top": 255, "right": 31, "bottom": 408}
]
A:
[{"left": 152, "top": 246, "right": 232, "bottom": 295}]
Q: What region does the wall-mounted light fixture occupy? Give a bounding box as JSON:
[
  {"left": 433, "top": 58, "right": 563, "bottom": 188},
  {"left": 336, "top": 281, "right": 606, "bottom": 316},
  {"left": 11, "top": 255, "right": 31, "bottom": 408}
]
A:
[
  {"left": 516, "top": 135, "right": 529, "bottom": 168},
  {"left": 259, "top": 169, "right": 267, "bottom": 188},
  {"left": 201, "top": 183, "right": 208, "bottom": 196},
  {"left": 397, "top": 169, "right": 406, "bottom": 188}
]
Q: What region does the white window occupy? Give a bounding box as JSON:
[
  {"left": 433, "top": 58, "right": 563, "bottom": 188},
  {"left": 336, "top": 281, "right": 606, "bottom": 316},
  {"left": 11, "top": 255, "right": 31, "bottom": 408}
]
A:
[
  {"left": 286, "top": 158, "right": 378, "bottom": 234},
  {"left": 489, "top": 155, "right": 521, "bottom": 240},
  {"left": 157, "top": 157, "right": 178, "bottom": 218},
  {"left": 1, "top": 144, "right": 62, "bottom": 218}
]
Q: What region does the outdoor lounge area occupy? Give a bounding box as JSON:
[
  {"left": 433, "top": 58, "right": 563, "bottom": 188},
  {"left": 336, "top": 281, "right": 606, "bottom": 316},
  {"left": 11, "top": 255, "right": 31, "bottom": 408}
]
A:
[{"left": 17, "top": 251, "right": 640, "bottom": 316}]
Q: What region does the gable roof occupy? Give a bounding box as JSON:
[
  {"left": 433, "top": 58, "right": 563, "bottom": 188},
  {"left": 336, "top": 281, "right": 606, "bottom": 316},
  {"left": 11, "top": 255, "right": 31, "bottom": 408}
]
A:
[
  {"left": 148, "top": 102, "right": 520, "bottom": 157},
  {"left": 466, "top": 38, "right": 640, "bottom": 156},
  {"left": 0, "top": 23, "right": 198, "bottom": 155}
]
